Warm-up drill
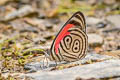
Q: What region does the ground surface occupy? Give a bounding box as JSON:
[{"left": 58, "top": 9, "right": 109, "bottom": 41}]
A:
[{"left": 0, "top": 0, "right": 120, "bottom": 80}]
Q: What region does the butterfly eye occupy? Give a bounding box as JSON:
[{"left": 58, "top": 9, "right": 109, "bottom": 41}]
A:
[
  {"left": 72, "top": 39, "right": 80, "bottom": 53},
  {"left": 63, "top": 35, "right": 72, "bottom": 49}
]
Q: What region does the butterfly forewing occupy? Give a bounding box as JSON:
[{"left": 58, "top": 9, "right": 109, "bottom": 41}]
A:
[{"left": 49, "top": 11, "right": 88, "bottom": 62}]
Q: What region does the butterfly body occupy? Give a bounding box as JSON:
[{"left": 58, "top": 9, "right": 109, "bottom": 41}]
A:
[{"left": 47, "top": 11, "right": 88, "bottom": 62}]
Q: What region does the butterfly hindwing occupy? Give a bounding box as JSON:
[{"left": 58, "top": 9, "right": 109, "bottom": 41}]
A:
[{"left": 49, "top": 11, "right": 88, "bottom": 62}]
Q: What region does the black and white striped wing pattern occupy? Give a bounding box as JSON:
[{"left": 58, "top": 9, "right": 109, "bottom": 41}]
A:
[{"left": 48, "top": 11, "right": 88, "bottom": 62}]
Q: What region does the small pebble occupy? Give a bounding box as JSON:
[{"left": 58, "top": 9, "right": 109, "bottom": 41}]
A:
[{"left": 88, "top": 34, "right": 103, "bottom": 47}]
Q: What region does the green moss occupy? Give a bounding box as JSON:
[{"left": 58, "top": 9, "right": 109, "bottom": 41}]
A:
[
  {"left": 57, "top": 0, "right": 93, "bottom": 13},
  {"left": 0, "top": 35, "right": 45, "bottom": 73},
  {"left": 106, "top": 10, "right": 120, "bottom": 15}
]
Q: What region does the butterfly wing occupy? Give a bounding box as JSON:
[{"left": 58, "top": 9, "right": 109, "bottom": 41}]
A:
[{"left": 49, "top": 11, "right": 88, "bottom": 62}]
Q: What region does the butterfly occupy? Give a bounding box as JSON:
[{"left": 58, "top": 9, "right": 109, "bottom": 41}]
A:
[{"left": 45, "top": 11, "right": 88, "bottom": 62}]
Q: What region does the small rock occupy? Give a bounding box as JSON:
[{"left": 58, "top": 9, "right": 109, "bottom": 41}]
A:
[
  {"left": 24, "top": 53, "right": 113, "bottom": 72},
  {"left": 38, "top": 12, "right": 46, "bottom": 19},
  {"left": 24, "top": 18, "right": 39, "bottom": 26},
  {"left": 88, "top": 0, "right": 97, "bottom": 5},
  {"left": 34, "top": 37, "right": 46, "bottom": 44},
  {"left": 10, "top": 19, "right": 38, "bottom": 33},
  {"left": 43, "top": 32, "right": 54, "bottom": 40},
  {"left": 106, "top": 36, "right": 114, "bottom": 41},
  {"left": 0, "top": 0, "right": 10, "bottom": 5},
  {"left": 25, "top": 19, "right": 54, "bottom": 30},
  {"left": 21, "top": 26, "right": 38, "bottom": 33},
  {"left": 106, "top": 15, "right": 120, "bottom": 28},
  {"left": 22, "top": 59, "right": 120, "bottom": 80},
  {"left": 38, "top": 0, "right": 51, "bottom": 9},
  {"left": 24, "top": 62, "right": 43, "bottom": 72},
  {"left": 3, "top": 5, "right": 37, "bottom": 21},
  {"left": 47, "top": 8, "right": 58, "bottom": 18},
  {"left": 43, "top": 21, "right": 53, "bottom": 29},
  {"left": 48, "top": 18, "right": 60, "bottom": 24},
  {"left": 86, "top": 17, "right": 103, "bottom": 25},
  {"left": 96, "top": 22, "right": 107, "bottom": 28},
  {"left": 103, "top": 27, "right": 120, "bottom": 32},
  {"left": 88, "top": 34, "right": 103, "bottom": 47},
  {"left": 100, "top": 50, "right": 120, "bottom": 58},
  {"left": 103, "top": 0, "right": 116, "bottom": 5}
]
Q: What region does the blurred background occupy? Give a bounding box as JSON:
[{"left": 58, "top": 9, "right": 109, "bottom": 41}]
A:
[{"left": 0, "top": 0, "right": 120, "bottom": 79}]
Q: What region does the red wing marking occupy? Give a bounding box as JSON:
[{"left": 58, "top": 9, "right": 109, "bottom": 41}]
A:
[{"left": 55, "top": 24, "right": 74, "bottom": 54}]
